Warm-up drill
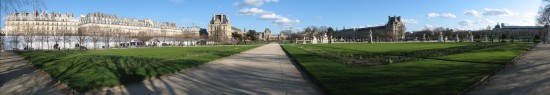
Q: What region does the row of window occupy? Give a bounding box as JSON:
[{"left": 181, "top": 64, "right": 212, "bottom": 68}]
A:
[
  {"left": 6, "top": 17, "right": 76, "bottom": 22},
  {"left": 7, "top": 26, "right": 76, "bottom": 31},
  {"left": 6, "top": 21, "right": 78, "bottom": 26}
]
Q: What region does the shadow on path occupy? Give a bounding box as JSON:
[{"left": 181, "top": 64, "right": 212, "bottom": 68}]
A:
[
  {"left": 0, "top": 52, "right": 70, "bottom": 95},
  {"left": 468, "top": 44, "right": 550, "bottom": 95},
  {"left": 87, "top": 43, "right": 322, "bottom": 95}
]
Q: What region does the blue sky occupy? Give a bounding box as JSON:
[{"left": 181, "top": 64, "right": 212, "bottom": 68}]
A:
[{"left": 5, "top": 0, "right": 544, "bottom": 34}]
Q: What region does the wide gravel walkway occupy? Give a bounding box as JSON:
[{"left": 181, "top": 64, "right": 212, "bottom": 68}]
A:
[
  {"left": 93, "top": 43, "right": 322, "bottom": 95},
  {"left": 469, "top": 44, "right": 550, "bottom": 95},
  {"left": 0, "top": 52, "right": 70, "bottom": 95}
]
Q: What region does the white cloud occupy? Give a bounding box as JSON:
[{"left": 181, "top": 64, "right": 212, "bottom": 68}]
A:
[
  {"left": 457, "top": 19, "right": 497, "bottom": 30},
  {"left": 169, "top": 0, "right": 184, "bottom": 3},
  {"left": 459, "top": 19, "right": 474, "bottom": 26},
  {"left": 424, "top": 24, "right": 441, "bottom": 30},
  {"left": 402, "top": 19, "right": 418, "bottom": 24},
  {"left": 459, "top": 19, "right": 496, "bottom": 26},
  {"left": 274, "top": 18, "right": 300, "bottom": 26},
  {"left": 441, "top": 13, "right": 457, "bottom": 18},
  {"left": 481, "top": 8, "right": 518, "bottom": 16},
  {"left": 234, "top": 0, "right": 279, "bottom": 7},
  {"left": 426, "top": 13, "right": 456, "bottom": 18},
  {"left": 427, "top": 13, "right": 440, "bottom": 18},
  {"left": 464, "top": 10, "right": 479, "bottom": 16},
  {"left": 238, "top": 8, "right": 270, "bottom": 16},
  {"left": 259, "top": 13, "right": 283, "bottom": 20},
  {"left": 238, "top": 7, "right": 300, "bottom": 27}
]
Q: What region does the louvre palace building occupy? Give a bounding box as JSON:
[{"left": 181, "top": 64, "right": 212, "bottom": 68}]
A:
[
  {"left": 336, "top": 16, "right": 406, "bottom": 42},
  {"left": 2, "top": 11, "right": 201, "bottom": 50}
]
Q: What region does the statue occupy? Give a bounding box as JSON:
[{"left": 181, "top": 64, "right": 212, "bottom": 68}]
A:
[
  {"left": 322, "top": 33, "right": 329, "bottom": 43},
  {"left": 438, "top": 31, "right": 444, "bottom": 42},
  {"left": 484, "top": 35, "right": 488, "bottom": 42},
  {"left": 469, "top": 31, "right": 474, "bottom": 42},
  {"left": 369, "top": 29, "right": 373, "bottom": 43},
  {"left": 302, "top": 37, "right": 306, "bottom": 44}
]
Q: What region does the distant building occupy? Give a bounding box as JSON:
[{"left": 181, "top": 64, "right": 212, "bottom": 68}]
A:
[
  {"left": 3, "top": 11, "right": 201, "bottom": 50},
  {"left": 4, "top": 11, "right": 79, "bottom": 35},
  {"left": 492, "top": 23, "right": 548, "bottom": 40},
  {"left": 262, "top": 28, "right": 274, "bottom": 41},
  {"left": 336, "top": 16, "right": 406, "bottom": 41},
  {"left": 79, "top": 12, "right": 199, "bottom": 38},
  {"left": 208, "top": 13, "right": 232, "bottom": 42}
]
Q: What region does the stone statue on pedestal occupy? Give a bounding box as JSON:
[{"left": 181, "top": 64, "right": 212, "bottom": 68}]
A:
[
  {"left": 438, "top": 31, "right": 444, "bottom": 42},
  {"left": 484, "top": 35, "right": 488, "bottom": 42},
  {"left": 302, "top": 37, "right": 306, "bottom": 44},
  {"left": 369, "top": 29, "right": 373, "bottom": 43},
  {"left": 469, "top": 31, "right": 474, "bottom": 42},
  {"left": 322, "top": 33, "right": 329, "bottom": 43}
]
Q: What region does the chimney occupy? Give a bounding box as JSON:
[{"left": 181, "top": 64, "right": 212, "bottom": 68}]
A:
[{"left": 397, "top": 16, "right": 401, "bottom": 21}]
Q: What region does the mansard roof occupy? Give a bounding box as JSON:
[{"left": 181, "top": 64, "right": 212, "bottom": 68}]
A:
[{"left": 210, "top": 14, "right": 230, "bottom": 24}]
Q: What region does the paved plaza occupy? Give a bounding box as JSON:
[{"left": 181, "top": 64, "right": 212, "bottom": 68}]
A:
[
  {"left": 469, "top": 44, "right": 550, "bottom": 95},
  {"left": 90, "top": 43, "right": 322, "bottom": 95},
  {"left": 0, "top": 52, "right": 70, "bottom": 95}
]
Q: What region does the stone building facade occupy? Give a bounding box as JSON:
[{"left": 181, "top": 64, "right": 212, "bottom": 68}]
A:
[
  {"left": 492, "top": 23, "right": 548, "bottom": 40},
  {"left": 335, "top": 16, "right": 406, "bottom": 42},
  {"left": 208, "top": 14, "right": 232, "bottom": 42},
  {"left": 79, "top": 12, "right": 199, "bottom": 38},
  {"left": 4, "top": 11, "right": 79, "bottom": 36},
  {"left": 3, "top": 11, "right": 201, "bottom": 50},
  {"left": 259, "top": 28, "right": 273, "bottom": 41}
]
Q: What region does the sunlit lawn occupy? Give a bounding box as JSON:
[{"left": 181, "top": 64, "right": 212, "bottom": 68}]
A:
[
  {"left": 282, "top": 42, "right": 534, "bottom": 95},
  {"left": 17, "top": 45, "right": 260, "bottom": 91}
]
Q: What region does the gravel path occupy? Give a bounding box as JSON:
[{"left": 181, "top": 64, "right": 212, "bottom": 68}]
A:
[
  {"left": 91, "top": 43, "right": 322, "bottom": 95},
  {"left": 0, "top": 52, "right": 71, "bottom": 95},
  {"left": 469, "top": 44, "right": 550, "bottom": 95}
]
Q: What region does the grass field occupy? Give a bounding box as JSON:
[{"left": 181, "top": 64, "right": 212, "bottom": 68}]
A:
[
  {"left": 16, "top": 45, "right": 260, "bottom": 91},
  {"left": 282, "top": 42, "right": 534, "bottom": 95}
]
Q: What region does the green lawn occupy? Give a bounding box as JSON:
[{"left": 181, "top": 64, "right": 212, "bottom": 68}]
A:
[
  {"left": 282, "top": 42, "right": 534, "bottom": 95},
  {"left": 302, "top": 43, "right": 472, "bottom": 53},
  {"left": 16, "top": 45, "right": 260, "bottom": 91}
]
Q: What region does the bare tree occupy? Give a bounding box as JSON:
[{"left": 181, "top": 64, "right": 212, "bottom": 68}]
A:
[
  {"left": 102, "top": 28, "right": 113, "bottom": 49},
  {"left": 0, "top": 0, "right": 45, "bottom": 13},
  {"left": 160, "top": 30, "right": 167, "bottom": 47},
  {"left": 63, "top": 28, "right": 74, "bottom": 49},
  {"left": 135, "top": 31, "right": 153, "bottom": 47},
  {"left": 22, "top": 26, "right": 35, "bottom": 50},
  {"left": 53, "top": 28, "right": 63, "bottom": 50},
  {"left": 0, "top": 0, "right": 45, "bottom": 51},
  {"left": 90, "top": 26, "right": 102, "bottom": 49},
  {"left": 538, "top": 0, "right": 550, "bottom": 25},
  {"left": 45, "top": 30, "right": 52, "bottom": 50},
  {"left": 114, "top": 29, "right": 123, "bottom": 48},
  {"left": 11, "top": 29, "right": 22, "bottom": 50},
  {"left": 123, "top": 31, "right": 133, "bottom": 47},
  {"left": 77, "top": 27, "right": 87, "bottom": 50}
]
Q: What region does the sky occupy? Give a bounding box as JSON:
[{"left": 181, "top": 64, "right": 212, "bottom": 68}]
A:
[{"left": 3, "top": 0, "right": 544, "bottom": 34}]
